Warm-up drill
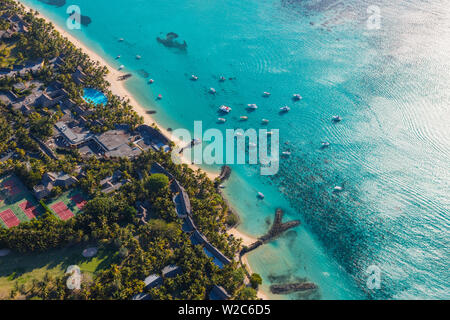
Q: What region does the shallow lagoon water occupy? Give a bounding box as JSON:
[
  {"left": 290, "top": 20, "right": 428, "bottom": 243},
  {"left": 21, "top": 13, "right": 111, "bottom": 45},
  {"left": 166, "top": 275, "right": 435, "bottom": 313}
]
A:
[{"left": 21, "top": 0, "right": 450, "bottom": 299}]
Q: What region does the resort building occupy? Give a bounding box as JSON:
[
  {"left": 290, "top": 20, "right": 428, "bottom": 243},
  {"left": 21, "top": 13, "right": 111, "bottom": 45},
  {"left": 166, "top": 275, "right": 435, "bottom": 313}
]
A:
[
  {"left": 162, "top": 265, "right": 182, "bottom": 278},
  {"left": 150, "top": 162, "right": 232, "bottom": 269},
  {"left": 72, "top": 66, "right": 86, "bottom": 85},
  {"left": 99, "top": 171, "right": 129, "bottom": 194},
  {"left": 33, "top": 172, "right": 78, "bottom": 199}
]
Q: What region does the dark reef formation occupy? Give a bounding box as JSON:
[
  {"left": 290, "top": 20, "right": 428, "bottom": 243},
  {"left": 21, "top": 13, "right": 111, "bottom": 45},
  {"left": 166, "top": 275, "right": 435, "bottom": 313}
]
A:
[
  {"left": 270, "top": 282, "right": 318, "bottom": 295},
  {"left": 241, "top": 209, "right": 300, "bottom": 254},
  {"left": 38, "top": 0, "right": 66, "bottom": 7},
  {"left": 215, "top": 165, "right": 232, "bottom": 187},
  {"left": 156, "top": 32, "right": 187, "bottom": 52}
]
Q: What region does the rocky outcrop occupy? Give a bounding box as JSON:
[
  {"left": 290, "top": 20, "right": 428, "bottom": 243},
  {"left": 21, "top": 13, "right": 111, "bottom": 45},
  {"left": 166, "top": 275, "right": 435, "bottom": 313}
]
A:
[
  {"left": 156, "top": 32, "right": 187, "bottom": 51},
  {"left": 215, "top": 165, "right": 231, "bottom": 187}
]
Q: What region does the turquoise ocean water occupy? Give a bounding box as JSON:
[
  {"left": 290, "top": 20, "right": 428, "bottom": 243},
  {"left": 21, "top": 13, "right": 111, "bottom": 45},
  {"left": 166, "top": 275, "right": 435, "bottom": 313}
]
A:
[{"left": 21, "top": 0, "right": 449, "bottom": 299}]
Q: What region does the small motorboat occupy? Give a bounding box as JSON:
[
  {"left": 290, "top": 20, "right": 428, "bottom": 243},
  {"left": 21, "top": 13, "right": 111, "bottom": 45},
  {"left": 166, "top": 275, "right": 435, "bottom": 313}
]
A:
[
  {"left": 210, "top": 88, "right": 216, "bottom": 94},
  {"left": 157, "top": 94, "right": 163, "bottom": 100},
  {"left": 218, "top": 184, "right": 226, "bottom": 189},
  {"left": 218, "top": 118, "right": 227, "bottom": 123},
  {"left": 118, "top": 38, "right": 124, "bottom": 42},
  {"left": 219, "top": 105, "right": 232, "bottom": 113},
  {"left": 148, "top": 79, "right": 154, "bottom": 84},
  {"left": 293, "top": 94, "right": 302, "bottom": 101},
  {"left": 266, "top": 131, "right": 273, "bottom": 135},
  {"left": 262, "top": 119, "right": 269, "bottom": 124},
  {"left": 118, "top": 65, "right": 124, "bottom": 70},
  {"left": 219, "top": 76, "right": 226, "bottom": 82},
  {"left": 280, "top": 106, "right": 290, "bottom": 112},
  {"left": 282, "top": 151, "right": 291, "bottom": 156},
  {"left": 333, "top": 186, "right": 343, "bottom": 192},
  {"left": 257, "top": 192, "right": 265, "bottom": 199},
  {"left": 332, "top": 115, "right": 342, "bottom": 122},
  {"left": 263, "top": 92, "right": 271, "bottom": 97},
  {"left": 321, "top": 142, "right": 330, "bottom": 148},
  {"left": 240, "top": 116, "right": 248, "bottom": 120},
  {"left": 247, "top": 104, "right": 258, "bottom": 110},
  {"left": 136, "top": 55, "right": 141, "bottom": 60},
  {"left": 191, "top": 75, "right": 198, "bottom": 81},
  {"left": 115, "top": 55, "right": 121, "bottom": 59}
]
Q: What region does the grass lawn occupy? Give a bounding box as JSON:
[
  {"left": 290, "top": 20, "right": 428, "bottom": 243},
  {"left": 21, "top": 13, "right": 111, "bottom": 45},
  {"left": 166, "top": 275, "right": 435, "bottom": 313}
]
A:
[{"left": 0, "top": 245, "right": 118, "bottom": 299}]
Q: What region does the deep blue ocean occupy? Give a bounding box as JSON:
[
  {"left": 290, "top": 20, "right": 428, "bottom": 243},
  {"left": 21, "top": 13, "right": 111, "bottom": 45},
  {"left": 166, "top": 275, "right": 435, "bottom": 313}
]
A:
[{"left": 21, "top": 0, "right": 449, "bottom": 299}]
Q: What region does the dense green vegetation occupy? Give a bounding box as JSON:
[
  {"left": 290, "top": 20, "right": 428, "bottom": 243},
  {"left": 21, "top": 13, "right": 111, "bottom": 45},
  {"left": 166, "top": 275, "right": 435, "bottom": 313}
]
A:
[{"left": 0, "top": 0, "right": 255, "bottom": 300}]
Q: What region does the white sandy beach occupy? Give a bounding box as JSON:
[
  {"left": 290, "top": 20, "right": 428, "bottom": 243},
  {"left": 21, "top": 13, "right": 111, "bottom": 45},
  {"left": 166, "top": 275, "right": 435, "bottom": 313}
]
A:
[
  {"left": 18, "top": 1, "right": 218, "bottom": 181},
  {"left": 18, "top": 0, "right": 269, "bottom": 300}
]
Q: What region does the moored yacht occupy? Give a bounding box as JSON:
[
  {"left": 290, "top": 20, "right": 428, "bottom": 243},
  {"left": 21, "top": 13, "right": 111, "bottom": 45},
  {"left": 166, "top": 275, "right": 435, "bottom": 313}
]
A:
[
  {"left": 280, "top": 106, "right": 290, "bottom": 112},
  {"left": 219, "top": 105, "right": 232, "bottom": 113},
  {"left": 332, "top": 115, "right": 342, "bottom": 122}
]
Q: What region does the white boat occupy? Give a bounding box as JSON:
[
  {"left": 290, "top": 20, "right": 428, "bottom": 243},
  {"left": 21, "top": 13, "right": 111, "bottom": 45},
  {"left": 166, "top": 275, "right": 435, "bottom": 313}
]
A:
[
  {"left": 261, "top": 119, "right": 269, "bottom": 124},
  {"left": 247, "top": 104, "right": 258, "bottom": 109},
  {"left": 148, "top": 79, "right": 154, "bottom": 84},
  {"left": 321, "top": 142, "right": 330, "bottom": 148},
  {"left": 219, "top": 105, "right": 231, "bottom": 113},
  {"left": 136, "top": 55, "right": 141, "bottom": 59},
  {"left": 293, "top": 94, "right": 302, "bottom": 100},
  {"left": 210, "top": 88, "right": 216, "bottom": 94},
  {"left": 266, "top": 131, "right": 273, "bottom": 135},
  {"left": 157, "top": 94, "right": 163, "bottom": 100},
  {"left": 191, "top": 75, "right": 198, "bottom": 81},
  {"left": 257, "top": 192, "right": 265, "bottom": 199},
  {"left": 116, "top": 55, "right": 121, "bottom": 59},
  {"left": 334, "top": 186, "right": 343, "bottom": 192},
  {"left": 280, "top": 106, "right": 290, "bottom": 112},
  {"left": 332, "top": 115, "right": 342, "bottom": 122},
  {"left": 282, "top": 151, "right": 291, "bottom": 156},
  {"left": 218, "top": 118, "right": 226, "bottom": 123},
  {"left": 219, "top": 76, "right": 226, "bottom": 82},
  {"left": 118, "top": 38, "right": 124, "bottom": 42},
  {"left": 240, "top": 116, "right": 248, "bottom": 120},
  {"left": 263, "top": 92, "right": 271, "bottom": 97},
  {"left": 118, "top": 65, "right": 124, "bottom": 70}
]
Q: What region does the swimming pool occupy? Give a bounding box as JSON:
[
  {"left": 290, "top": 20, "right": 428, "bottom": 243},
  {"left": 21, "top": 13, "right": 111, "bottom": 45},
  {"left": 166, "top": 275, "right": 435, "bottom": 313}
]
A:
[{"left": 82, "top": 88, "right": 108, "bottom": 105}]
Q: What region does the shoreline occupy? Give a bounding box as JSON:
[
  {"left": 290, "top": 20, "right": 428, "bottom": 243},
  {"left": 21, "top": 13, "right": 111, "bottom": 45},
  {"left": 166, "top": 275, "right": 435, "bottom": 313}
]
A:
[
  {"left": 18, "top": 0, "right": 267, "bottom": 300},
  {"left": 18, "top": 1, "right": 218, "bottom": 181}
]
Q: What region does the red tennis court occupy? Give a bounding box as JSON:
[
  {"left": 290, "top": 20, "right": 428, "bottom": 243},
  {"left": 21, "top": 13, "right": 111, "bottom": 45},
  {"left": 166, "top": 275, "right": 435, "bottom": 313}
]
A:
[
  {"left": 71, "top": 194, "right": 87, "bottom": 210},
  {"left": 51, "top": 201, "right": 74, "bottom": 221},
  {"left": 1, "top": 178, "right": 22, "bottom": 197},
  {"left": 0, "top": 209, "right": 20, "bottom": 228},
  {"left": 19, "top": 201, "right": 39, "bottom": 219}
]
